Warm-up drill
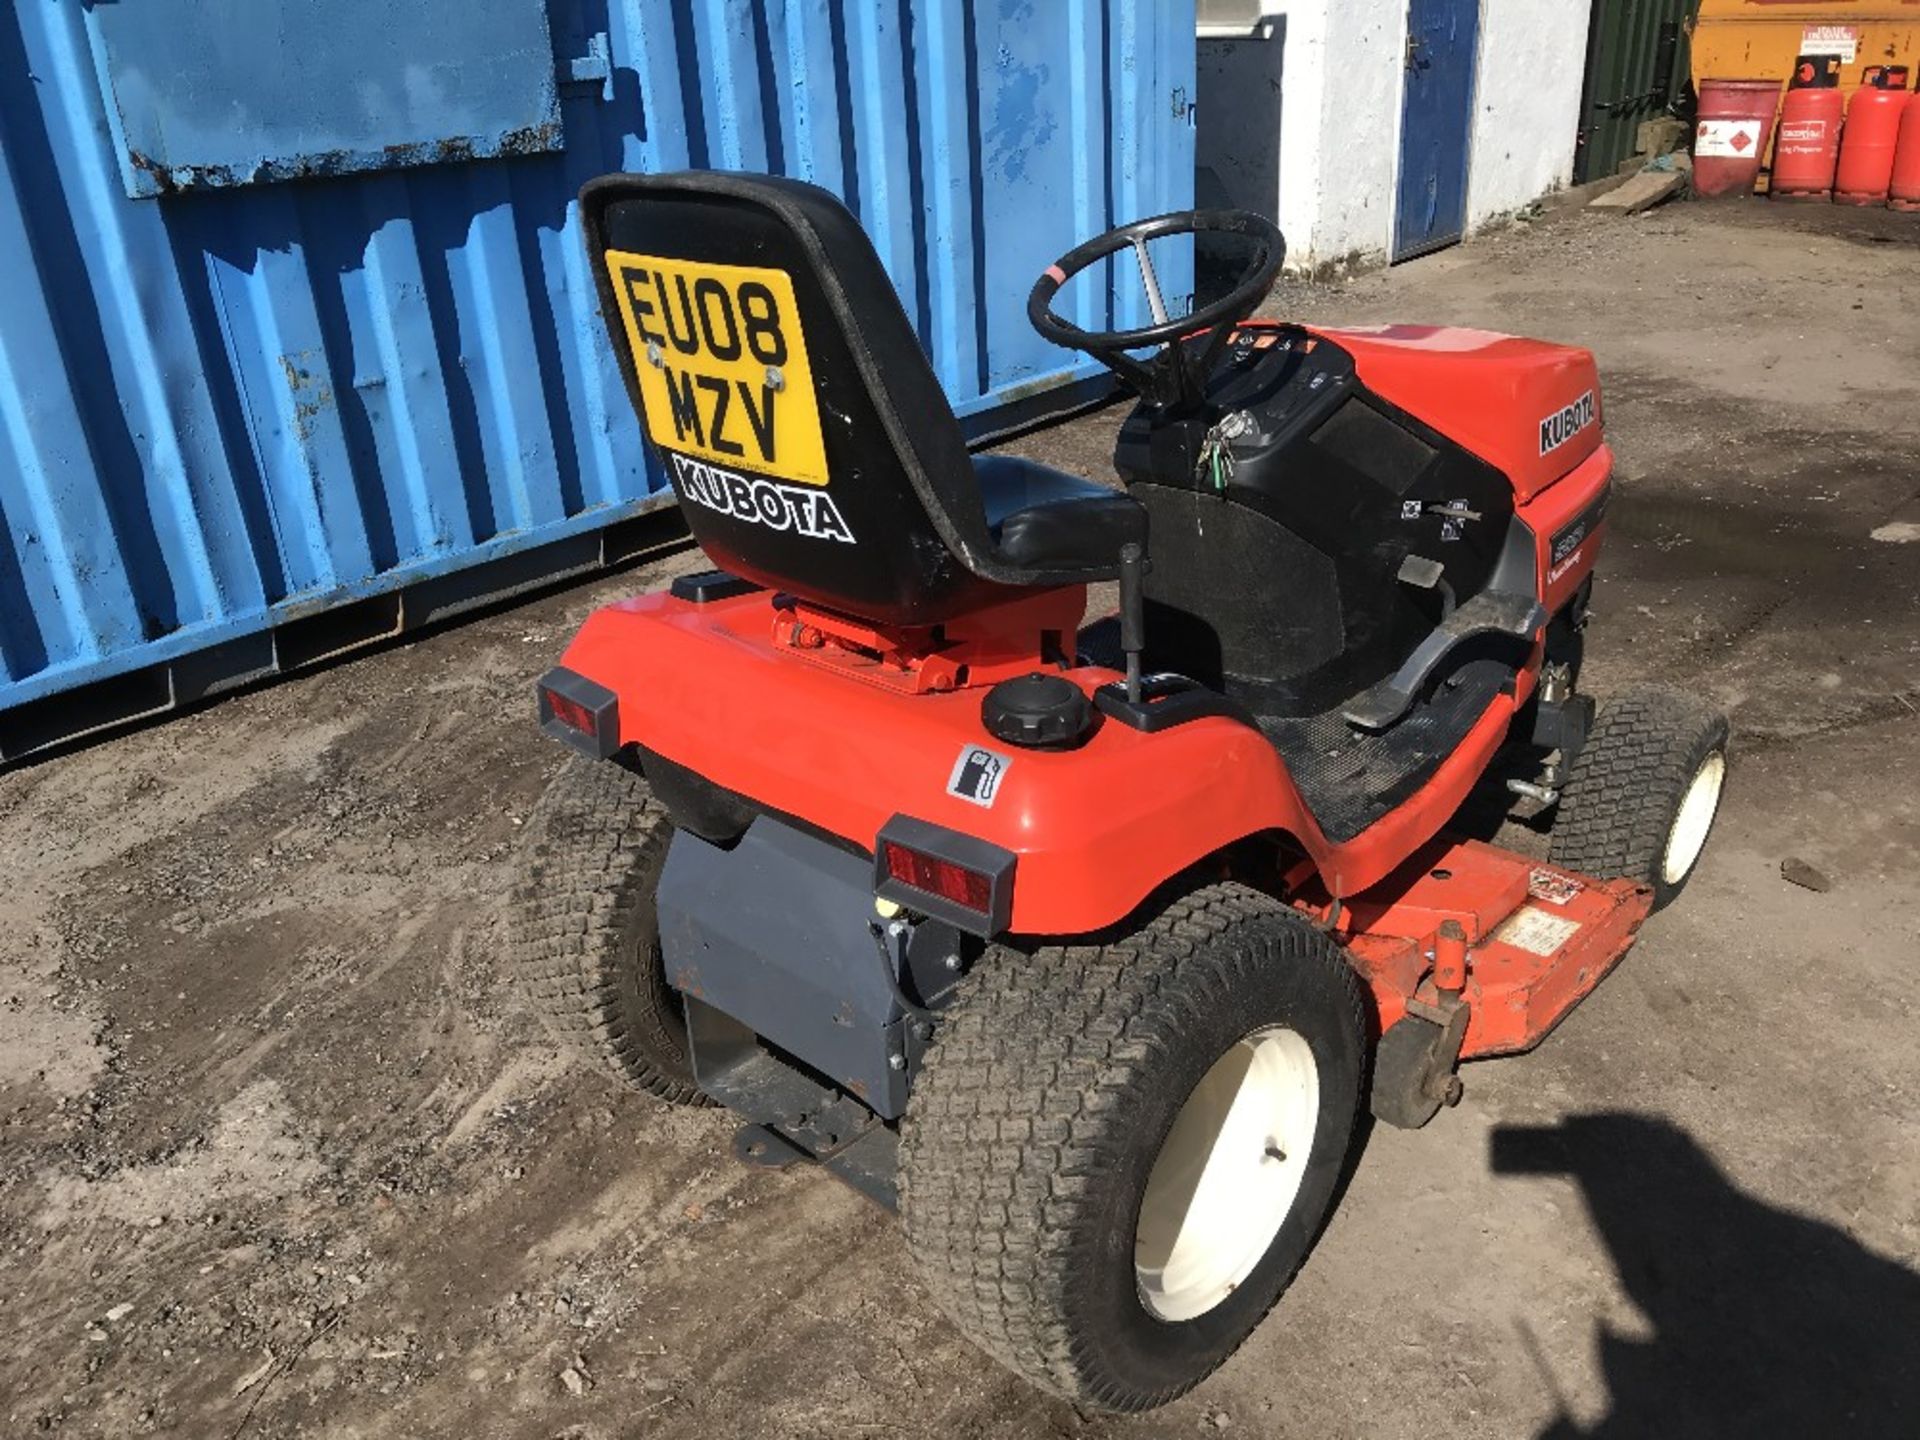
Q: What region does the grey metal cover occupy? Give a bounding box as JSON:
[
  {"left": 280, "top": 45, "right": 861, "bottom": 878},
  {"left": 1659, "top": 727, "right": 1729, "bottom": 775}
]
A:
[{"left": 657, "top": 816, "right": 912, "bottom": 1119}]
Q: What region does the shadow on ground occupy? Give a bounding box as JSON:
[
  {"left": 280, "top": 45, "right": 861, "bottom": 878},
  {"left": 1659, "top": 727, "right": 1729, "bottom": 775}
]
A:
[{"left": 1493, "top": 1113, "right": 1920, "bottom": 1439}]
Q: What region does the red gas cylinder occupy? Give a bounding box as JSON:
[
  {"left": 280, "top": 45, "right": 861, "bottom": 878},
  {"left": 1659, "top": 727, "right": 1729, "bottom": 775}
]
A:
[
  {"left": 1695, "top": 79, "right": 1783, "bottom": 197},
  {"left": 1835, "top": 86, "right": 1911, "bottom": 206},
  {"left": 1890, "top": 94, "right": 1920, "bottom": 211},
  {"left": 1771, "top": 87, "right": 1846, "bottom": 200}
]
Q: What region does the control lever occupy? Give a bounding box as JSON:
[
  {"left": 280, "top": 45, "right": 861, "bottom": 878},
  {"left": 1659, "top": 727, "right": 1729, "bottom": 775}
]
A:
[{"left": 1118, "top": 543, "right": 1147, "bottom": 704}]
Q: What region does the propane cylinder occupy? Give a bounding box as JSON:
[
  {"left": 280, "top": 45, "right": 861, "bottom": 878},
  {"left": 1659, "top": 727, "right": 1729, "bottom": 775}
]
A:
[
  {"left": 1891, "top": 94, "right": 1920, "bottom": 211},
  {"left": 1835, "top": 86, "right": 1911, "bottom": 206},
  {"left": 1771, "top": 87, "right": 1845, "bottom": 201}
]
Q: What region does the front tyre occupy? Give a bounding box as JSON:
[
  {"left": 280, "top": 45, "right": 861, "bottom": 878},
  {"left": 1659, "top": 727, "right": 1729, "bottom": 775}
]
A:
[
  {"left": 899, "top": 884, "right": 1366, "bottom": 1412},
  {"left": 1550, "top": 687, "right": 1730, "bottom": 911}
]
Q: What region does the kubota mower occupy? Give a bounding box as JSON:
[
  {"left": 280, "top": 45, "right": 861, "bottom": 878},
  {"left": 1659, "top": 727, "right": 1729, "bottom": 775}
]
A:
[{"left": 510, "top": 172, "right": 1729, "bottom": 1411}]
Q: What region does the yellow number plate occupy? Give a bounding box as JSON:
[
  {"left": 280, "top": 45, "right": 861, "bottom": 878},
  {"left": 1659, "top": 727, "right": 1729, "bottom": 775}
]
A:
[{"left": 604, "top": 249, "right": 828, "bottom": 486}]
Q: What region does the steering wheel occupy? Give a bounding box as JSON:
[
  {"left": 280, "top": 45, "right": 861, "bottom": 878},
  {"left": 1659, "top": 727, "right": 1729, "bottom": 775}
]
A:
[{"left": 1027, "top": 209, "right": 1286, "bottom": 407}]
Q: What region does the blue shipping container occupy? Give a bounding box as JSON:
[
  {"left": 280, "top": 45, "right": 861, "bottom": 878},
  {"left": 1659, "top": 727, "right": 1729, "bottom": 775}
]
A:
[{"left": 0, "top": 0, "right": 1195, "bottom": 760}]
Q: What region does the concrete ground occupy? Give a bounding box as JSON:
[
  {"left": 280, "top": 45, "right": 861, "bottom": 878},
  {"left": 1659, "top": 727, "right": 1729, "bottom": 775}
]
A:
[{"left": 2, "top": 198, "right": 1916, "bottom": 1440}]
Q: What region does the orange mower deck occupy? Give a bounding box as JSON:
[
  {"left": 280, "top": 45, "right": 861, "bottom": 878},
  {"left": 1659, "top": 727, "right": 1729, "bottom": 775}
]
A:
[{"left": 1302, "top": 837, "right": 1653, "bottom": 1059}]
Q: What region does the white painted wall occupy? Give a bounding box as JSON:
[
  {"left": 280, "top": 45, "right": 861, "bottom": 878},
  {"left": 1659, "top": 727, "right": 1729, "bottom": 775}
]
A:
[
  {"left": 1303, "top": 2, "right": 1408, "bottom": 265},
  {"left": 1196, "top": 0, "right": 1410, "bottom": 269},
  {"left": 1195, "top": 0, "right": 1592, "bottom": 272},
  {"left": 1466, "top": 0, "right": 1591, "bottom": 227}
]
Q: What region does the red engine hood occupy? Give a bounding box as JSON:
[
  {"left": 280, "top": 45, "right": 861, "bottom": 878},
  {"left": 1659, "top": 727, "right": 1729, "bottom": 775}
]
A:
[{"left": 1312, "top": 324, "right": 1604, "bottom": 502}]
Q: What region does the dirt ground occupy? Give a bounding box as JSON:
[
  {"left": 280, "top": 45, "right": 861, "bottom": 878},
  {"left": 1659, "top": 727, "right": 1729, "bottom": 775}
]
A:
[{"left": 3, "top": 198, "right": 1917, "bottom": 1440}]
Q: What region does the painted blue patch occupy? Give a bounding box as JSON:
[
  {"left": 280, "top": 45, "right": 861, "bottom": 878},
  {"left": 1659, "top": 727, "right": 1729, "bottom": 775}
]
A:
[{"left": 84, "top": 0, "right": 563, "bottom": 199}]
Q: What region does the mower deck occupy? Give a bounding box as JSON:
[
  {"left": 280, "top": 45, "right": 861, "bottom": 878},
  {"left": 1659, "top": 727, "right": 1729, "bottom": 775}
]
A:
[{"left": 1310, "top": 836, "right": 1653, "bottom": 1059}]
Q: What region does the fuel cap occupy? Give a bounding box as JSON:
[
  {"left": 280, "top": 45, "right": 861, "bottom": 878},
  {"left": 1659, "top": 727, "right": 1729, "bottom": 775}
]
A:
[{"left": 981, "top": 672, "right": 1093, "bottom": 750}]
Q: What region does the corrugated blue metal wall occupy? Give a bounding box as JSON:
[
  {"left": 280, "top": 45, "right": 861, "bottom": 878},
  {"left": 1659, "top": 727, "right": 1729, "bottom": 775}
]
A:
[{"left": 0, "top": 0, "right": 1195, "bottom": 757}]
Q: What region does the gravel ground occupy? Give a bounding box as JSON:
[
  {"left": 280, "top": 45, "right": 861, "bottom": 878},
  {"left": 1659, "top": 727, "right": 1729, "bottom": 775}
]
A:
[{"left": 2, "top": 197, "right": 1916, "bottom": 1440}]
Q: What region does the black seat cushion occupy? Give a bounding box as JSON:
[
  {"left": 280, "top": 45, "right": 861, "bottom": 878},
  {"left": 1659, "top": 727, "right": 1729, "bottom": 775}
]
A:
[{"left": 974, "top": 455, "right": 1147, "bottom": 573}]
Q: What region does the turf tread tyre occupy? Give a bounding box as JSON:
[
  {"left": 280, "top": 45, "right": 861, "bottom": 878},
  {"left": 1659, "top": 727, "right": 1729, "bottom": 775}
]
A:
[
  {"left": 899, "top": 883, "right": 1365, "bottom": 1411},
  {"left": 507, "top": 755, "right": 708, "bottom": 1104},
  {"left": 1550, "top": 686, "right": 1729, "bottom": 910}
]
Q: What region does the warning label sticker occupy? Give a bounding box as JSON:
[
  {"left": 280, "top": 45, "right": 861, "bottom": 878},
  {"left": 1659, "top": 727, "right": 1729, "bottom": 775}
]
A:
[
  {"left": 1494, "top": 905, "right": 1582, "bottom": 958},
  {"left": 1801, "top": 25, "right": 1859, "bottom": 62},
  {"left": 1528, "top": 868, "right": 1586, "bottom": 907},
  {"left": 1696, "top": 120, "right": 1762, "bottom": 159}
]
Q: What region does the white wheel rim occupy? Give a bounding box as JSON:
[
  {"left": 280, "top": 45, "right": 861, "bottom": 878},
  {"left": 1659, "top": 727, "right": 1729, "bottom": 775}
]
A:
[
  {"left": 1134, "top": 1026, "right": 1319, "bottom": 1323},
  {"left": 1662, "top": 751, "right": 1726, "bottom": 886}
]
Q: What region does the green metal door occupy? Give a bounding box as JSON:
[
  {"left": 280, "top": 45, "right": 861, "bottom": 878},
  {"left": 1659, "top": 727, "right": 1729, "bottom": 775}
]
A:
[{"left": 1575, "top": 0, "right": 1701, "bottom": 182}]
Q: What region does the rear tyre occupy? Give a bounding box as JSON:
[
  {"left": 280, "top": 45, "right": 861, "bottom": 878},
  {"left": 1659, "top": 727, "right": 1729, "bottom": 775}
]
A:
[
  {"left": 507, "top": 755, "right": 709, "bottom": 1104},
  {"left": 899, "top": 884, "right": 1366, "bottom": 1412},
  {"left": 1550, "top": 687, "right": 1730, "bottom": 911}
]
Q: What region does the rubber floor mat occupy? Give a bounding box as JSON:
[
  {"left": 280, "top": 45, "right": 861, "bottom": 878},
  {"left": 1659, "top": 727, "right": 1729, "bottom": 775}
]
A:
[
  {"left": 1257, "top": 657, "right": 1511, "bottom": 843},
  {"left": 1077, "top": 618, "right": 1512, "bottom": 844}
]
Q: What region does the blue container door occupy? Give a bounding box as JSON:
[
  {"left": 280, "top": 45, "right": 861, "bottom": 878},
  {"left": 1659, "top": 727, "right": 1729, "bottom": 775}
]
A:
[{"left": 1394, "top": 0, "right": 1480, "bottom": 262}]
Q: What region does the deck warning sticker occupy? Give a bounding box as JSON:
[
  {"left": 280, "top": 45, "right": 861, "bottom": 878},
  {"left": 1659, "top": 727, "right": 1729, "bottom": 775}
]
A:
[
  {"left": 1494, "top": 905, "right": 1582, "bottom": 958},
  {"left": 1528, "top": 868, "right": 1586, "bottom": 907}
]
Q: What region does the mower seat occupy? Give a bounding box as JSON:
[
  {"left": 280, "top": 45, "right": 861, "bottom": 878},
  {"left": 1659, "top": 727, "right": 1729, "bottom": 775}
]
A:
[
  {"left": 582, "top": 171, "right": 1145, "bottom": 628},
  {"left": 973, "top": 455, "right": 1145, "bottom": 572}
]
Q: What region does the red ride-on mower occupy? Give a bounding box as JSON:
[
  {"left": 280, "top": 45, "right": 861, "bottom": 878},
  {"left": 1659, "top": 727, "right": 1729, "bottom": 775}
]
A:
[{"left": 510, "top": 172, "right": 1728, "bottom": 1410}]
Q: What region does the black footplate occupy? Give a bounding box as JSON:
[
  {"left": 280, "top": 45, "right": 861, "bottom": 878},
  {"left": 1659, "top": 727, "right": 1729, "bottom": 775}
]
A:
[
  {"left": 1341, "top": 591, "right": 1545, "bottom": 732},
  {"left": 1262, "top": 656, "right": 1514, "bottom": 844}
]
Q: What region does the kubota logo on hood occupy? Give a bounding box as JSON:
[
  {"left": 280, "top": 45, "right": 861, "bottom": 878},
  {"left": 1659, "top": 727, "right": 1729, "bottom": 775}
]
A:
[{"left": 1539, "top": 391, "right": 1597, "bottom": 457}]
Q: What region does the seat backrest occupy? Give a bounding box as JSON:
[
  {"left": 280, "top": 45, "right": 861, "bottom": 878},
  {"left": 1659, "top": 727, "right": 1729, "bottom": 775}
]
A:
[{"left": 582, "top": 172, "right": 1010, "bottom": 626}]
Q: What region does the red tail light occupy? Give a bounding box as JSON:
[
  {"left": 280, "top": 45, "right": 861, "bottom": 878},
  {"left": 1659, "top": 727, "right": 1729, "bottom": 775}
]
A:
[
  {"left": 545, "top": 691, "right": 596, "bottom": 736},
  {"left": 882, "top": 841, "right": 993, "bottom": 912},
  {"left": 536, "top": 668, "right": 620, "bottom": 759},
  {"left": 872, "top": 816, "right": 1016, "bottom": 937}
]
